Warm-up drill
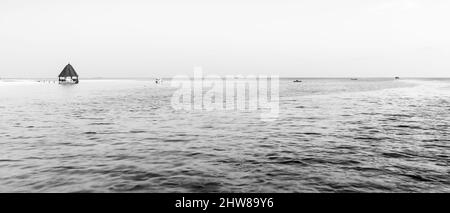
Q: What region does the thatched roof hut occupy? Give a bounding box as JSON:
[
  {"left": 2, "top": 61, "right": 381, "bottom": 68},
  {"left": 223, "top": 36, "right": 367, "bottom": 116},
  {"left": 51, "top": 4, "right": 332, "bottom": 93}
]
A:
[{"left": 58, "top": 64, "right": 79, "bottom": 84}]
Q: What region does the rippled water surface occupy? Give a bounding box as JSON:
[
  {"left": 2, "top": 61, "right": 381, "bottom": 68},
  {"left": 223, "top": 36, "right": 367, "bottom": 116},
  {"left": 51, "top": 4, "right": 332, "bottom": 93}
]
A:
[{"left": 0, "top": 78, "right": 449, "bottom": 192}]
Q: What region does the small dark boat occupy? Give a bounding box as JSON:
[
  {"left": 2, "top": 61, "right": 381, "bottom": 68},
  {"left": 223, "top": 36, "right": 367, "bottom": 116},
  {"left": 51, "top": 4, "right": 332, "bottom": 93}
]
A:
[
  {"left": 293, "top": 80, "right": 302, "bottom": 83},
  {"left": 395, "top": 77, "right": 400, "bottom": 80},
  {"left": 350, "top": 78, "right": 358, "bottom": 80}
]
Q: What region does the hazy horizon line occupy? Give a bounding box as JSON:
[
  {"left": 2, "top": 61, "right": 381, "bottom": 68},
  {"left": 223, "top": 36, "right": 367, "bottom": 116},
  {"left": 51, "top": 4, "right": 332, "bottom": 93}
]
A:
[{"left": 2, "top": 77, "right": 450, "bottom": 80}]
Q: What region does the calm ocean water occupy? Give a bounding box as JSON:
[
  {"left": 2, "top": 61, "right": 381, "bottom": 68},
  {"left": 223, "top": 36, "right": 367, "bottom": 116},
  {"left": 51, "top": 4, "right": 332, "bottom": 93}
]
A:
[{"left": 0, "top": 78, "right": 449, "bottom": 192}]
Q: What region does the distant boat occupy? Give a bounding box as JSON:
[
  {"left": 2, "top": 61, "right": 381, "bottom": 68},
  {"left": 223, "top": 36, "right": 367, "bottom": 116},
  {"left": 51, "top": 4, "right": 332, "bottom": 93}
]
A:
[
  {"left": 155, "top": 78, "right": 162, "bottom": 84},
  {"left": 293, "top": 80, "right": 302, "bottom": 83},
  {"left": 58, "top": 64, "right": 79, "bottom": 84},
  {"left": 350, "top": 78, "right": 358, "bottom": 80},
  {"left": 395, "top": 77, "right": 400, "bottom": 80}
]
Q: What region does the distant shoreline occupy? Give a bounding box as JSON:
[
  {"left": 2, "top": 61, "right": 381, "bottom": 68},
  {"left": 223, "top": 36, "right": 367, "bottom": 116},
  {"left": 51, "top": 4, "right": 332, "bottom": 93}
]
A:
[{"left": 2, "top": 77, "right": 450, "bottom": 81}]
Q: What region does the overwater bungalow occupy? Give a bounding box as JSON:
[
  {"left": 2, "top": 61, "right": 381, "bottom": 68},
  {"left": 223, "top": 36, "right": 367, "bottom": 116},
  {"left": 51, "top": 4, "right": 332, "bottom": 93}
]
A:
[{"left": 58, "top": 64, "right": 79, "bottom": 84}]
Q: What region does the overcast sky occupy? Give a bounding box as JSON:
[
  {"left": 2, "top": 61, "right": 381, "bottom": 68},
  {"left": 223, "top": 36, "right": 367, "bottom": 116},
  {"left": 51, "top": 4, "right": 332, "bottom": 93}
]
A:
[{"left": 1, "top": 0, "right": 449, "bottom": 78}]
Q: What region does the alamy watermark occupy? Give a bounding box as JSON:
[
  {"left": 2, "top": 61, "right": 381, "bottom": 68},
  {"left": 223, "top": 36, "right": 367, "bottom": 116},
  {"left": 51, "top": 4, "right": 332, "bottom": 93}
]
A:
[{"left": 171, "top": 67, "right": 279, "bottom": 121}]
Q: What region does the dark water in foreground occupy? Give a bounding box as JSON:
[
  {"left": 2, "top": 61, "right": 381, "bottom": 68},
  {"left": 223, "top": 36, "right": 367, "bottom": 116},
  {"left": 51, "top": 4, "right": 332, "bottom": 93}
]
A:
[{"left": 0, "top": 79, "right": 449, "bottom": 192}]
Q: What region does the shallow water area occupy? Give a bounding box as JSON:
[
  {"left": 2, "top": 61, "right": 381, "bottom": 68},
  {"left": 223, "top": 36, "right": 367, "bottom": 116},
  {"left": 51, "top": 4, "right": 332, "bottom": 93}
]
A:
[{"left": 0, "top": 78, "right": 449, "bottom": 192}]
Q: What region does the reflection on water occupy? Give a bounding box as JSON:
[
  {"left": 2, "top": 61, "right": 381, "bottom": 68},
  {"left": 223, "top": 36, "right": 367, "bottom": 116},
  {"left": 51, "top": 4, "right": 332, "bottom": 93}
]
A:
[{"left": 0, "top": 79, "right": 449, "bottom": 192}]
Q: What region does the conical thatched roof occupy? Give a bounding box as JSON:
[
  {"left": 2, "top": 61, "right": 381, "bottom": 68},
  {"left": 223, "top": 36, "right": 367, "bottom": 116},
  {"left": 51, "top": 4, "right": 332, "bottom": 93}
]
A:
[{"left": 59, "top": 64, "right": 78, "bottom": 77}]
